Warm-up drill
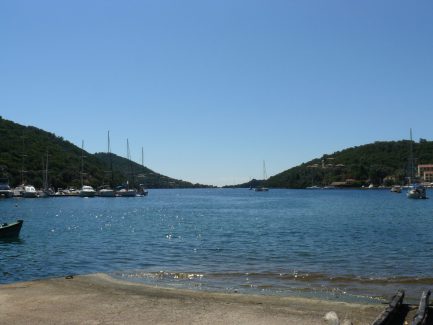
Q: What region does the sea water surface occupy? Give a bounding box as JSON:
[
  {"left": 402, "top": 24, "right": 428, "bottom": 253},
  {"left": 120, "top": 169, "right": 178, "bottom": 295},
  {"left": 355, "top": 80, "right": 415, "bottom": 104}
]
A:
[{"left": 1, "top": 188, "right": 433, "bottom": 303}]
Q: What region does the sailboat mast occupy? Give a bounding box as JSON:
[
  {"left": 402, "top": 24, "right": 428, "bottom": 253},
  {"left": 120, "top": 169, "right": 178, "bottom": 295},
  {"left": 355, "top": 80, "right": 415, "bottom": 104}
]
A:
[
  {"left": 81, "top": 140, "right": 84, "bottom": 187},
  {"left": 126, "top": 139, "right": 135, "bottom": 189},
  {"left": 409, "top": 128, "right": 414, "bottom": 183},
  {"left": 41, "top": 157, "right": 45, "bottom": 189},
  {"left": 141, "top": 147, "right": 144, "bottom": 166},
  {"left": 108, "top": 131, "right": 113, "bottom": 186},
  {"left": 44, "top": 150, "right": 49, "bottom": 190},
  {"left": 21, "top": 134, "right": 26, "bottom": 185},
  {"left": 263, "top": 160, "right": 267, "bottom": 180}
]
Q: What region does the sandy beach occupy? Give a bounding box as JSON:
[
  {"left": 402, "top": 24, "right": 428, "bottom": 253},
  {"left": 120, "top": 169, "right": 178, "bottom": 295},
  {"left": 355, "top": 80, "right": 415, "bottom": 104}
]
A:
[{"left": 0, "top": 273, "right": 385, "bottom": 324}]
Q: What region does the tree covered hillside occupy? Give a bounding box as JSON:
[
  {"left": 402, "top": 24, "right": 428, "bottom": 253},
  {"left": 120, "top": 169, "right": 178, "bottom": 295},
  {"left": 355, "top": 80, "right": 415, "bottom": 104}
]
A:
[
  {"left": 0, "top": 117, "right": 209, "bottom": 189},
  {"left": 257, "top": 140, "right": 432, "bottom": 189}
]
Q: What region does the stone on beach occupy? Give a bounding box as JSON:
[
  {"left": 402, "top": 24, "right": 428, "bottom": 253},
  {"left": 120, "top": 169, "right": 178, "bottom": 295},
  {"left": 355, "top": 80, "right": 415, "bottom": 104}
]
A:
[{"left": 324, "top": 311, "right": 339, "bottom": 325}]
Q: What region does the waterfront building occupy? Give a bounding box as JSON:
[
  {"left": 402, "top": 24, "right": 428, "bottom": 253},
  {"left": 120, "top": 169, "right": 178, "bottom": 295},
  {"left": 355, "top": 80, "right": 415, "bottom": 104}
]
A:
[{"left": 417, "top": 164, "right": 433, "bottom": 182}]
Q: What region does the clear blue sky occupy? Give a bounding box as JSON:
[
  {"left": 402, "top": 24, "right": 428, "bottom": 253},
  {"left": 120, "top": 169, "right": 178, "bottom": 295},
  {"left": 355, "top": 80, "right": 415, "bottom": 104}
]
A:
[{"left": 1, "top": 0, "right": 432, "bottom": 186}]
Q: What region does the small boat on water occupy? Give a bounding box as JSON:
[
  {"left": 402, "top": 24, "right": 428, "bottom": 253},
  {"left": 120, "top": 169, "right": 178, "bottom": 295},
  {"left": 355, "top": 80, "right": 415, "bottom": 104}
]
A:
[
  {"left": 0, "top": 178, "right": 14, "bottom": 198},
  {"left": 117, "top": 139, "right": 138, "bottom": 197},
  {"left": 407, "top": 184, "right": 427, "bottom": 199},
  {"left": 79, "top": 141, "right": 96, "bottom": 197},
  {"left": 406, "top": 130, "right": 426, "bottom": 199},
  {"left": 98, "top": 186, "right": 115, "bottom": 197},
  {"left": 390, "top": 185, "right": 402, "bottom": 193},
  {"left": 138, "top": 184, "right": 148, "bottom": 196},
  {"left": 116, "top": 188, "right": 137, "bottom": 197},
  {"left": 22, "top": 185, "right": 38, "bottom": 198},
  {"left": 0, "top": 220, "right": 23, "bottom": 239},
  {"left": 79, "top": 185, "right": 96, "bottom": 197},
  {"left": 98, "top": 132, "right": 116, "bottom": 198},
  {"left": 254, "top": 160, "right": 269, "bottom": 192}
]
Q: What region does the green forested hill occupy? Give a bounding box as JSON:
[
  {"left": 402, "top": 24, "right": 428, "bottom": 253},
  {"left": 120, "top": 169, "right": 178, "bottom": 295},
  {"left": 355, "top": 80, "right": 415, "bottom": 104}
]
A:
[
  {"left": 243, "top": 140, "right": 433, "bottom": 189},
  {"left": 0, "top": 117, "right": 208, "bottom": 189}
]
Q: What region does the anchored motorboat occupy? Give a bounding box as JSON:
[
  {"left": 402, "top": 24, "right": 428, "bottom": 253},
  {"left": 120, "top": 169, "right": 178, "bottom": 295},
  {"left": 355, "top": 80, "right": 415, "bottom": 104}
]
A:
[{"left": 0, "top": 220, "right": 23, "bottom": 238}]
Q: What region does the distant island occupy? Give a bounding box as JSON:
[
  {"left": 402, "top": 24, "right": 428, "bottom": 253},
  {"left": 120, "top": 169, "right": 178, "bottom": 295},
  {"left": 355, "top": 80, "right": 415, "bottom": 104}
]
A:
[
  {"left": 237, "top": 140, "right": 433, "bottom": 189},
  {"left": 0, "top": 117, "right": 211, "bottom": 189}
]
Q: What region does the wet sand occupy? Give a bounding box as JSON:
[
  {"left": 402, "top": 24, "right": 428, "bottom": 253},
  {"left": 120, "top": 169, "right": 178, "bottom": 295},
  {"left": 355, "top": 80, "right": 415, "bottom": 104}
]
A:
[{"left": 0, "top": 273, "right": 383, "bottom": 324}]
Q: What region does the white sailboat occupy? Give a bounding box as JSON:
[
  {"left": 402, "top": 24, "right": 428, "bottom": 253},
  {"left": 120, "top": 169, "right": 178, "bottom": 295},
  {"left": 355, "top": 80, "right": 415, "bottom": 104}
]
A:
[
  {"left": 18, "top": 134, "right": 37, "bottom": 198},
  {"left": 98, "top": 131, "right": 116, "bottom": 197},
  {"left": 79, "top": 140, "right": 96, "bottom": 197},
  {"left": 406, "top": 129, "right": 427, "bottom": 199},
  {"left": 38, "top": 150, "right": 53, "bottom": 197},
  {"left": 117, "top": 139, "right": 137, "bottom": 197},
  {"left": 137, "top": 146, "right": 149, "bottom": 196},
  {"left": 254, "top": 161, "right": 269, "bottom": 192}
]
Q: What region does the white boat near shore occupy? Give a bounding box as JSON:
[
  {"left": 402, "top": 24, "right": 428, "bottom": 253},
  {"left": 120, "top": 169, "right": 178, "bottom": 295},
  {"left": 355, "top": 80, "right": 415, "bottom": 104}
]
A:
[
  {"left": 79, "top": 185, "right": 96, "bottom": 197},
  {"left": 0, "top": 177, "right": 14, "bottom": 198},
  {"left": 22, "top": 185, "right": 38, "bottom": 198},
  {"left": 98, "top": 187, "right": 115, "bottom": 197},
  {"left": 116, "top": 188, "right": 137, "bottom": 197}
]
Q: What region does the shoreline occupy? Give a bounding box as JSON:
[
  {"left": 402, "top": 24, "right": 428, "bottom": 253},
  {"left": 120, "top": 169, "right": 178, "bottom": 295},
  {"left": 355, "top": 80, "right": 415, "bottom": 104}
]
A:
[{"left": 0, "top": 273, "right": 384, "bottom": 324}]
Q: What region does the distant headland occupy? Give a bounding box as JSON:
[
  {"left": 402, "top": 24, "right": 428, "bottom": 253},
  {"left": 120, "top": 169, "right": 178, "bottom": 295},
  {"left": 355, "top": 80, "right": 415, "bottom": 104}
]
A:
[
  {"left": 234, "top": 140, "right": 433, "bottom": 189},
  {"left": 0, "top": 117, "right": 212, "bottom": 190}
]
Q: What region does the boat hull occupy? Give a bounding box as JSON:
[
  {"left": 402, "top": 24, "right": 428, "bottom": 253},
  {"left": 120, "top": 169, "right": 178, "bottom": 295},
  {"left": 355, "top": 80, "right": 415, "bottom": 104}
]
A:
[
  {"left": 407, "top": 186, "right": 427, "bottom": 199},
  {"left": 79, "top": 185, "right": 96, "bottom": 197},
  {"left": 0, "top": 220, "right": 23, "bottom": 239},
  {"left": 117, "top": 189, "right": 137, "bottom": 197},
  {"left": 22, "top": 192, "right": 38, "bottom": 198},
  {"left": 79, "top": 191, "right": 96, "bottom": 197},
  {"left": 407, "top": 191, "right": 427, "bottom": 199},
  {"left": 0, "top": 190, "right": 14, "bottom": 198},
  {"left": 99, "top": 189, "right": 115, "bottom": 197}
]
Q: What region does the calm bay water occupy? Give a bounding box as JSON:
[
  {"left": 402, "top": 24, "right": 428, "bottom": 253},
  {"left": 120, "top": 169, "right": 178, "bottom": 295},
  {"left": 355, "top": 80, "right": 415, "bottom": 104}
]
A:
[{"left": 1, "top": 188, "right": 433, "bottom": 303}]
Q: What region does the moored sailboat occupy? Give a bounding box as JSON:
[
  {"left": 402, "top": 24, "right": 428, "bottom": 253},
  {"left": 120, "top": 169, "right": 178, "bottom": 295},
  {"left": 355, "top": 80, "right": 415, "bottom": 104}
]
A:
[
  {"left": 116, "top": 139, "right": 137, "bottom": 197},
  {"left": 406, "top": 129, "right": 427, "bottom": 199},
  {"left": 79, "top": 141, "right": 96, "bottom": 197},
  {"left": 254, "top": 161, "right": 269, "bottom": 192},
  {"left": 18, "top": 135, "right": 37, "bottom": 198},
  {"left": 0, "top": 177, "right": 14, "bottom": 198},
  {"left": 98, "top": 131, "right": 115, "bottom": 197},
  {"left": 38, "top": 150, "right": 54, "bottom": 197},
  {"left": 137, "top": 146, "right": 149, "bottom": 196}
]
